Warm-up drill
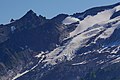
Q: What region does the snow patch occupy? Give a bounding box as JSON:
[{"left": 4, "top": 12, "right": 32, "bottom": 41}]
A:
[
  {"left": 70, "top": 9, "right": 115, "bottom": 37},
  {"left": 111, "top": 46, "right": 120, "bottom": 54},
  {"left": 72, "top": 61, "right": 87, "bottom": 65},
  {"left": 114, "top": 5, "right": 120, "bottom": 12},
  {"left": 97, "top": 60, "right": 105, "bottom": 64},
  {"left": 111, "top": 57, "right": 120, "bottom": 64},
  {"left": 62, "top": 16, "right": 80, "bottom": 25},
  {"left": 42, "top": 26, "right": 102, "bottom": 66},
  {"left": 11, "top": 26, "right": 16, "bottom": 32},
  {"left": 12, "top": 58, "right": 43, "bottom": 80},
  {"left": 35, "top": 51, "right": 45, "bottom": 58},
  {"left": 98, "top": 27, "right": 115, "bottom": 39},
  {"left": 94, "top": 19, "right": 120, "bottom": 42},
  {"left": 12, "top": 70, "right": 29, "bottom": 80}
]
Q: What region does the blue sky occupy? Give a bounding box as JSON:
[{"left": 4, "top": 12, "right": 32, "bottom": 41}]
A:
[{"left": 0, "top": 0, "right": 120, "bottom": 24}]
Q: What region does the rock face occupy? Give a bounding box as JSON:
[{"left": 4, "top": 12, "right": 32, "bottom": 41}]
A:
[
  {"left": 0, "top": 9, "right": 73, "bottom": 80},
  {"left": 0, "top": 2, "right": 120, "bottom": 80}
]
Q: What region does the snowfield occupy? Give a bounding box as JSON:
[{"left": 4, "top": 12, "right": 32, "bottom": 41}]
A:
[
  {"left": 62, "top": 16, "right": 80, "bottom": 25},
  {"left": 41, "top": 4, "right": 120, "bottom": 66},
  {"left": 43, "top": 18, "right": 120, "bottom": 66}
]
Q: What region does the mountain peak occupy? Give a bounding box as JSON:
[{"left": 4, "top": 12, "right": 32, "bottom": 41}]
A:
[
  {"left": 22, "top": 9, "right": 46, "bottom": 21},
  {"left": 23, "top": 9, "right": 37, "bottom": 17},
  {"left": 19, "top": 9, "right": 43, "bottom": 22},
  {"left": 27, "top": 9, "right": 35, "bottom": 14}
]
